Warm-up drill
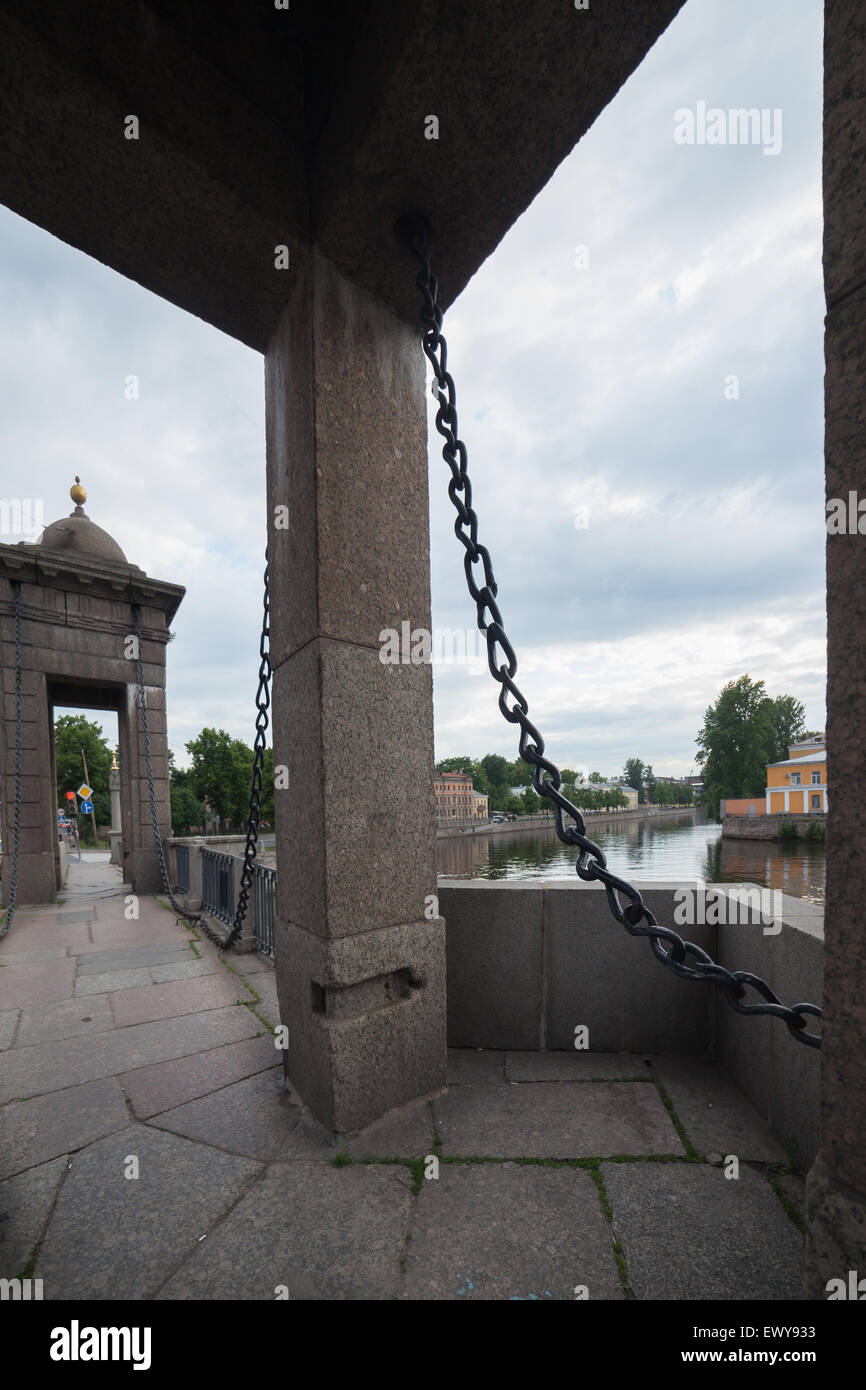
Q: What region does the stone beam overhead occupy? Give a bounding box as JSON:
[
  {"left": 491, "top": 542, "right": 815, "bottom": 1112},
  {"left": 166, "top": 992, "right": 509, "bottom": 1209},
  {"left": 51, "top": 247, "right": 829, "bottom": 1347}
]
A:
[{"left": 0, "top": 0, "right": 684, "bottom": 351}]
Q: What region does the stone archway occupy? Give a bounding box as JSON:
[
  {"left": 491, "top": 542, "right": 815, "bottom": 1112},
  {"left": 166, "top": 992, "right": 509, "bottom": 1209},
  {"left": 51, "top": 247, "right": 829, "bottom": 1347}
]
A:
[{"left": 0, "top": 480, "right": 184, "bottom": 904}]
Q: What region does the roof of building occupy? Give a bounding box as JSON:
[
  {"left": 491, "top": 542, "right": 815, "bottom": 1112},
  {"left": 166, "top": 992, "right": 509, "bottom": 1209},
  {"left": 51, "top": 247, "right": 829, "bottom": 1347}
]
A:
[
  {"left": 28, "top": 478, "right": 128, "bottom": 565},
  {"left": 768, "top": 752, "right": 826, "bottom": 767}
]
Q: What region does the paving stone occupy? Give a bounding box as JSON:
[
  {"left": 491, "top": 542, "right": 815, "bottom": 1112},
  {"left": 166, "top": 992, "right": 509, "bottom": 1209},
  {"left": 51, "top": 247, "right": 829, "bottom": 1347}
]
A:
[
  {"left": 0, "top": 948, "right": 68, "bottom": 963},
  {"left": 505, "top": 1051, "right": 654, "bottom": 1082},
  {"left": 53, "top": 911, "right": 94, "bottom": 924},
  {"left": 16, "top": 996, "right": 114, "bottom": 1048},
  {"left": 149, "top": 958, "right": 220, "bottom": 983},
  {"left": 434, "top": 1081, "right": 684, "bottom": 1158},
  {"left": 119, "top": 1035, "right": 282, "bottom": 1119},
  {"left": 70, "top": 934, "right": 185, "bottom": 956},
  {"left": 0, "top": 1006, "right": 262, "bottom": 1104},
  {"left": 601, "top": 1162, "right": 805, "bottom": 1300},
  {"left": 149, "top": 1069, "right": 330, "bottom": 1161},
  {"left": 158, "top": 1162, "right": 410, "bottom": 1300},
  {"left": 74, "top": 968, "right": 153, "bottom": 997},
  {"left": 110, "top": 973, "right": 245, "bottom": 1027},
  {"left": 0, "top": 959, "right": 76, "bottom": 1009},
  {"left": 652, "top": 1056, "right": 788, "bottom": 1161},
  {"left": 89, "top": 922, "right": 189, "bottom": 943},
  {"left": 75, "top": 945, "right": 193, "bottom": 975},
  {"left": 447, "top": 1048, "right": 506, "bottom": 1084},
  {"left": 402, "top": 1163, "right": 623, "bottom": 1300},
  {"left": 5, "top": 924, "right": 91, "bottom": 948},
  {"left": 0, "top": 1157, "right": 68, "bottom": 1275},
  {"left": 248, "top": 972, "right": 279, "bottom": 1022},
  {"left": 345, "top": 1095, "right": 435, "bottom": 1158},
  {"left": 0, "top": 1078, "right": 130, "bottom": 1180},
  {"left": 0, "top": 1009, "right": 19, "bottom": 1050},
  {"left": 38, "top": 1127, "right": 262, "bottom": 1300},
  {"left": 234, "top": 955, "right": 274, "bottom": 975}
]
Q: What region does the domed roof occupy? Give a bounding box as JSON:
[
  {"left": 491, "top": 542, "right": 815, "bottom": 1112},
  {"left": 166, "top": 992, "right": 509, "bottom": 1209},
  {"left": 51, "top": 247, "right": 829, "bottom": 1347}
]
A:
[{"left": 35, "top": 478, "right": 128, "bottom": 565}]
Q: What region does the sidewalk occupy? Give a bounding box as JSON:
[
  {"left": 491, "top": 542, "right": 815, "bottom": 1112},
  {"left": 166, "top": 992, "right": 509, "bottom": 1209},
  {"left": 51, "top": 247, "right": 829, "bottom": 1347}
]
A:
[{"left": 0, "top": 878, "right": 807, "bottom": 1300}]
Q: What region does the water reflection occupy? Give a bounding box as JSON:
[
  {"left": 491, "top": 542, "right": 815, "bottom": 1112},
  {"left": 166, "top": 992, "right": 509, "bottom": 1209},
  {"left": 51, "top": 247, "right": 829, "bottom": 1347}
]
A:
[{"left": 436, "top": 814, "right": 825, "bottom": 904}]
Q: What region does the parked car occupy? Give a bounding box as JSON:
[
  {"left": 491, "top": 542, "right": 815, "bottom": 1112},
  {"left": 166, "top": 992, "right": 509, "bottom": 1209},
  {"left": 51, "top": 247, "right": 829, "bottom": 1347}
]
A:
[{"left": 491, "top": 813, "right": 506, "bottom": 823}]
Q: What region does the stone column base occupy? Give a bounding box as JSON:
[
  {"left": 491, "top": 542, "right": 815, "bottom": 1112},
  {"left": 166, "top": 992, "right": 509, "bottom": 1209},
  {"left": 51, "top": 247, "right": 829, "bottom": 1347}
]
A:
[
  {"left": 275, "top": 914, "right": 447, "bottom": 1136},
  {"left": 805, "top": 1151, "right": 866, "bottom": 1299}
]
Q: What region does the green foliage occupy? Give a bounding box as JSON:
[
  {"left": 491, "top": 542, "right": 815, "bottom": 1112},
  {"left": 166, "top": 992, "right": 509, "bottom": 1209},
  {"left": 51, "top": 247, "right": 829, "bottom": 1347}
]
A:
[
  {"left": 54, "top": 714, "right": 112, "bottom": 843},
  {"left": 804, "top": 820, "right": 825, "bottom": 841},
  {"left": 696, "top": 675, "right": 806, "bottom": 821},
  {"left": 170, "top": 783, "right": 206, "bottom": 835},
  {"left": 521, "top": 787, "right": 540, "bottom": 814},
  {"left": 778, "top": 821, "right": 798, "bottom": 841},
  {"left": 185, "top": 727, "right": 256, "bottom": 829},
  {"left": 622, "top": 758, "right": 645, "bottom": 804}
]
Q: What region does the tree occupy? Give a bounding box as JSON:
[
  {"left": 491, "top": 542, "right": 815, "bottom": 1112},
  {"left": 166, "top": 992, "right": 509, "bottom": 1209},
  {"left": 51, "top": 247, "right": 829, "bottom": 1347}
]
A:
[
  {"left": 170, "top": 783, "right": 206, "bottom": 835},
  {"left": 696, "top": 675, "right": 797, "bottom": 820},
  {"left": 588, "top": 770, "right": 604, "bottom": 784},
  {"left": 644, "top": 764, "right": 655, "bottom": 803},
  {"left": 623, "top": 758, "right": 646, "bottom": 804},
  {"left": 522, "top": 787, "right": 540, "bottom": 814},
  {"left": 765, "top": 695, "right": 806, "bottom": 764},
  {"left": 54, "top": 714, "right": 112, "bottom": 844},
  {"left": 185, "top": 728, "right": 254, "bottom": 827}
]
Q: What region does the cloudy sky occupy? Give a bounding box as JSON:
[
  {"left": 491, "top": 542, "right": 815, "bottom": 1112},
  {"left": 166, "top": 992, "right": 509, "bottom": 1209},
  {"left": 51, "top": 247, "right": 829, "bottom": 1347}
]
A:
[{"left": 0, "top": 0, "right": 825, "bottom": 780}]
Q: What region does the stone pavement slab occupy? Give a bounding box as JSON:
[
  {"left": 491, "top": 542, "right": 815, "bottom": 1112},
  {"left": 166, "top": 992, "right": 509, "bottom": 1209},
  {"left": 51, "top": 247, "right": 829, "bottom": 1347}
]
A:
[
  {"left": 402, "top": 1163, "right": 624, "bottom": 1300},
  {"left": 602, "top": 1162, "right": 805, "bottom": 1300},
  {"left": 74, "top": 968, "right": 153, "bottom": 997},
  {"left": 38, "top": 1127, "right": 262, "bottom": 1300},
  {"left": 0, "top": 947, "right": 68, "bottom": 963},
  {"left": 119, "top": 1035, "right": 281, "bottom": 1119},
  {"left": 0, "top": 1006, "right": 263, "bottom": 1104},
  {"left": 505, "top": 1051, "right": 653, "bottom": 1081},
  {"left": 344, "top": 1095, "right": 435, "bottom": 1159},
  {"left": 0, "top": 1077, "right": 130, "bottom": 1180},
  {"left": 52, "top": 911, "right": 93, "bottom": 925},
  {"left": 16, "top": 995, "right": 114, "bottom": 1048},
  {"left": 149, "top": 1068, "right": 331, "bottom": 1161},
  {"left": 70, "top": 933, "right": 186, "bottom": 955},
  {"left": 149, "top": 958, "right": 220, "bottom": 983},
  {"left": 0, "top": 958, "right": 75, "bottom": 1009},
  {"left": 157, "top": 1162, "right": 412, "bottom": 1300},
  {"left": 0, "top": 1009, "right": 18, "bottom": 1050},
  {"left": 652, "top": 1056, "right": 788, "bottom": 1161},
  {"left": 447, "top": 1048, "right": 505, "bottom": 1084},
  {"left": 5, "top": 923, "right": 90, "bottom": 948},
  {"left": 75, "top": 944, "right": 192, "bottom": 974},
  {"left": 247, "top": 971, "right": 279, "bottom": 1022},
  {"left": 0, "top": 1156, "right": 68, "bottom": 1275},
  {"left": 434, "top": 1081, "right": 684, "bottom": 1158},
  {"left": 109, "top": 973, "right": 245, "bottom": 1027}
]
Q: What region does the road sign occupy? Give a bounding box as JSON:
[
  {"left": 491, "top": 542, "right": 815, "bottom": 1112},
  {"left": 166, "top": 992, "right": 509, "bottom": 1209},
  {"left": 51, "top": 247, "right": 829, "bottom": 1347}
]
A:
[
  {"left": 77, "top": 782, "right": 93, "bottom": 801},
  {"left": 80, "top": 799, "right": 94, "bottom": 815}
]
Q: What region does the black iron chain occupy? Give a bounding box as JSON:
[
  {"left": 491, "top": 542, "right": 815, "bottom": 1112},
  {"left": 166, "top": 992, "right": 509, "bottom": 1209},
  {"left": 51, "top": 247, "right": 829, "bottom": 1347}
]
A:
[
  {"left": 134, "top": 570, "right": 270, "bottom": 953},
  {"left": 407, "top": 230, "right": 822, "bottom": 1049},
  {"left": 0, "top": 581, "right": 22, "bottom": 939}
]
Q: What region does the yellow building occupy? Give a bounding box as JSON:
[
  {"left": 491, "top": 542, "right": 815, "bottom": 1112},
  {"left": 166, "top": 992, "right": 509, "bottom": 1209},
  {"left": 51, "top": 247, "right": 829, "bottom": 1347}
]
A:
[
  {"left": 472, "top": 789, "right": 489, "bottom": 818},
  {"left": 434, "top": 771, "right": 475, "bottom": 820},
  {"left": 765, "top": 736, "right": 827, "bottom": 815}
]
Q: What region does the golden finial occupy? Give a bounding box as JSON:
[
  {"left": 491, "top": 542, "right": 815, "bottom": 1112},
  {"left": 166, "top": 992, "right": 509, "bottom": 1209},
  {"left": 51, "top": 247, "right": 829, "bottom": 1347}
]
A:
[
  {"left": 70, "top": 476, "right": 87, "bottom": 506},
  {"left": 111, "top": 750, "right": 118, "bottom": 771}
]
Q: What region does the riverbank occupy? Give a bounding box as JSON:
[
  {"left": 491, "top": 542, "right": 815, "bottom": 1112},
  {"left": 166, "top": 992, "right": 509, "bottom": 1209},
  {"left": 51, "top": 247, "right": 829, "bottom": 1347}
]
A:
[
  {"left": 722, "top": 813, "right": 826, "bottom": 842},
  {"left": 436, "top": 805, "right": 697, "bottom": 840}
]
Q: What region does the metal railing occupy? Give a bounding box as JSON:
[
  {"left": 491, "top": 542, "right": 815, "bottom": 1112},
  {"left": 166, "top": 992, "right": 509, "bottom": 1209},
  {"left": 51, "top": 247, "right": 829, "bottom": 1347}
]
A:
[
  {"left": 251, "top": 863, "right": 277, "bottom": 959},
  {"left": 201, "top": 849, "right": 235, "bottom": 926},
  {"left": 175, "top": 843, "right": 190, "bottom": 893}
]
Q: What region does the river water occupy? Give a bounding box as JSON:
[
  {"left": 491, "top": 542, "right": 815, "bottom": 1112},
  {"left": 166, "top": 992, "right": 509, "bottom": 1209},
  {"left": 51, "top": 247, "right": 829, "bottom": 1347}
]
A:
[{"left": 436, "top": 812, "right": 826, "bottom": 904}]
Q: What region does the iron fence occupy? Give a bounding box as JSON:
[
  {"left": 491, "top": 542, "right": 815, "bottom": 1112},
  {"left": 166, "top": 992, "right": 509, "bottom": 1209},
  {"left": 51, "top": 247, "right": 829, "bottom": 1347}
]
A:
[
  {"left": 175, "top": 843, "right": 190, "bottom": 893},
  {"left": 251, "top": 862, "right": 277, "bottom": 959},
  {"left": 201, "top": 849, "right": 235, "bottom": 925}
]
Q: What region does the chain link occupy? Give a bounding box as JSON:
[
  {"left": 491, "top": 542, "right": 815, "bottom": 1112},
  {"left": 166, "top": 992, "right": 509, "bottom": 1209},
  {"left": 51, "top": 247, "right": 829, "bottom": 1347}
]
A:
[
  {"left": 0, "top": 581, "right": 22, "bottom": 938},
  {"left": 407, "top": 230, "right": 821, "bottom": 1048}
]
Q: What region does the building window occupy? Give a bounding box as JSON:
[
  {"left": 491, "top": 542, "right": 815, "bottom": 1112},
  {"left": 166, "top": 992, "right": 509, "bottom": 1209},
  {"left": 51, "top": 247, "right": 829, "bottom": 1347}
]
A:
[
  {"left": 811, "top": 771, "right": 821, "bottom": 784},
  {"left": 790, "top": 773, "right": 801, "bottom": 786},
  {"left": 811, "top": 794, "right": 821, "bottom": 810}
]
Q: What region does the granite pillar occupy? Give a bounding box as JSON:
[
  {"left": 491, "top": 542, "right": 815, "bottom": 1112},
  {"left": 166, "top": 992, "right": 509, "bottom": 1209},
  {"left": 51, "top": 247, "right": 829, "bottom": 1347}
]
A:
[
  {"left": 805, "top": 0, "right": 866, "bottom": 1296},
  {"left": 265, "top": 249, "right": 446, "bottom": 1135}
]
